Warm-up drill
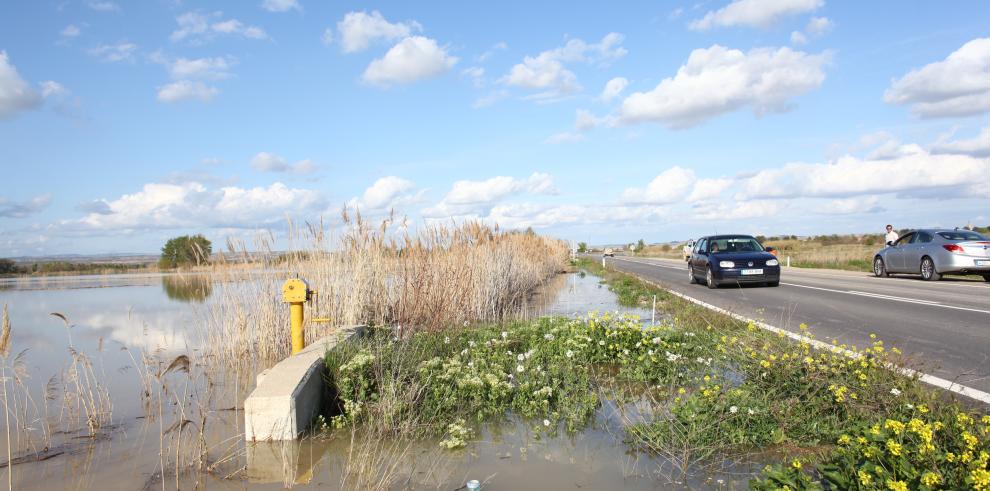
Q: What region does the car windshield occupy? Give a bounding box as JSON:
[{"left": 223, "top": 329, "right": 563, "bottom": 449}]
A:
[
  {"left": 709, "top": 237, "right": 763, "bottom": 253},
  {"left": 938, "top": 231, "right": 989, "bottom": 241}
]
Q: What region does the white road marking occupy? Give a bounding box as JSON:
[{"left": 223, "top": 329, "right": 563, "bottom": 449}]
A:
[
  {"left": 611, "top": 257, "right": 989, "bottom": 313},
  {"left": 643, "top": 279, "right": 990, "bottom": 406},
  {"left": 782, "top": 282, "right": 990, "bottom": 315}
]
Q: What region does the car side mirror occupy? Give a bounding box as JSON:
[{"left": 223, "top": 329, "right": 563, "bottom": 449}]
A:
[{"left": 765, "top": 247, "right": 775, "bottom": 252}]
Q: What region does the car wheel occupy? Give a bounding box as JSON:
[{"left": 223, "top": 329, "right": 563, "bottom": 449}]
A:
[
  {"left": 983, "top": 275, "right": 990, "bottom": 283},
  {"left": 688, "top": 266, "right": 697, "bottom": 284},
  {"left": 706, "top": 267, "right": 718, "bottom": 289},
  {"left": 873, "top": 256, "right": 888, "bottom": 278},
  {"left": 920, "top": 257, "right": 941, "bottom": 281}
]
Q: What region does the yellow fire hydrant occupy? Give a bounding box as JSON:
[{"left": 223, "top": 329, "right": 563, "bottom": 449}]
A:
[{"left": 282, "top": 278, "right": 311, "bottom": 354}]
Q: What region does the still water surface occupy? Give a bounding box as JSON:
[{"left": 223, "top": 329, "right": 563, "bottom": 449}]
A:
[{"left": 0, "top": 272, "right": 754, "bottom": 490}]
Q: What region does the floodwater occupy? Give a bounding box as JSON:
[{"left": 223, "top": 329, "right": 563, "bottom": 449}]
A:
[{"left": 0, "top": 272, "right": 750, "bottom": 490}]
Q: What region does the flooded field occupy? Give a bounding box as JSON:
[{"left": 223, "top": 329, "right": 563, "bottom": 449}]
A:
[{"left": 0, "top": 272, "right": 752, "bottom": 490}]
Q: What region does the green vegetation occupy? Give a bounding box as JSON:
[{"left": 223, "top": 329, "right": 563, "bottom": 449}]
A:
[
  {"left": 159, "top": 234, "right": 212, "bottom": 269},
  {"left": 0, "top": 258, "right": 149, "bottom": 276},
  {"left": 577, "top": 242, "right": 588, "bottom": 253},
  {"left": 0, "top": 258, "right": 17, "bottom": 275},
  {"left": 324, "top": 258, "right": 990, "bottom": 488}
]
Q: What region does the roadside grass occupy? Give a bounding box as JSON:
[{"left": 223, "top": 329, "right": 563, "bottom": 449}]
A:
[{"left": 322, "top": 258, "right": 990, "bottom": 489}]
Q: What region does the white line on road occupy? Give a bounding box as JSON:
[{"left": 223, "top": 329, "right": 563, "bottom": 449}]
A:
[
  {"left": 652, "top": 281, "right": 990, "bottom": 406},
  {"left": 611, "top": 257, "right": 989, "bottom": 314},
  {"left": 782, "top": 282, "right": 990, "bottom": 315}
]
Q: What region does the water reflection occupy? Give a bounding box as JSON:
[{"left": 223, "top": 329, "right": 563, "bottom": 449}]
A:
[{"left": 160, "top": 275, "right": 213, "bottom": 303}]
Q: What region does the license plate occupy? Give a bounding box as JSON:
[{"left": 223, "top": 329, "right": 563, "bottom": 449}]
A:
[
  {"left": 741, "top": 269, "right": 763, "bottom": 275},
  {"left": 977, "top": 260, "right": 990, "bottom": 266}
]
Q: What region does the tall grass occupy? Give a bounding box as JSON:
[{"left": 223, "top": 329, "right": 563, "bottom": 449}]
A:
[{"left": 206, "top": 216, "right": 570, "bottom": 366}]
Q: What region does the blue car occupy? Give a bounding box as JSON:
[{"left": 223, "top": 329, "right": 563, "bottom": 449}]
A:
[{"left": 688, "top": 235, "right": 781, "bottom": 288}]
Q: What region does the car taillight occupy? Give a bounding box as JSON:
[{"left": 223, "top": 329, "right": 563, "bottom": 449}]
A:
[{"left": 943, "top": 244, "right": 965, "bottom": 253}]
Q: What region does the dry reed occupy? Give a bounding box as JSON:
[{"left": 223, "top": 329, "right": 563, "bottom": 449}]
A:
[{"left": 205, "top": 215, "right": 570, "bottom": 366}]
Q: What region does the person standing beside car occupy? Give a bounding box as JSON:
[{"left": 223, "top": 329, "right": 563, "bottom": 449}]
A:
[{"left": 885, "top": 224, "right": 899, "bottom": 246}]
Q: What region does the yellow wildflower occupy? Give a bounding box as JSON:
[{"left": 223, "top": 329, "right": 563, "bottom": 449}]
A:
[
  {"left": 884, "top": 419, "right": 905, "bottom": 435},
  {"left": 886, "top": 440, "right": 902, "bottom": 457},
  {"left": 920, "top": 472, "right": 940, "bottom": 487},
  {"left": 885, "top": 480, "right": 907, "bottom": 491},
  {"left": 972, "top": 468, "right": 990, "bottom": 491},
  {"left": 791, "top": 459, "right": 802, "bottom": 470},
  {"left": 858, "top": 470, "right": 873, "bottom": 486},
  {"left": 837, "top": 434, "right": 851, "bottom": 445}
]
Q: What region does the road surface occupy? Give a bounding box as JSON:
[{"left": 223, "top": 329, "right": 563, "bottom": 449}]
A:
[{"left": 603, "top": 256, "right": 990, "bottom": 394}]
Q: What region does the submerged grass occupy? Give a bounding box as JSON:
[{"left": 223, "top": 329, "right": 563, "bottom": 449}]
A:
[{"left": 321, "top": 259, "right": 990, "bottom": 489}]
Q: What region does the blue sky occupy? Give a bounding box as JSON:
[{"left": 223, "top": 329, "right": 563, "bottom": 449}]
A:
[{"left": 2, "top": 0, "right": 990, "bottom": 256}]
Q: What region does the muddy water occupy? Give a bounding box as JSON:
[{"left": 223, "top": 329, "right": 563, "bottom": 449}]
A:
[{"left": 0, "top": 272, "right": 750, "bottom": 490}]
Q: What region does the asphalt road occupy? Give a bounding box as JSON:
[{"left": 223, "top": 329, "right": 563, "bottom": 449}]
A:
[{"left": 603, "top": 256, "right": 990, "bottom": 394}]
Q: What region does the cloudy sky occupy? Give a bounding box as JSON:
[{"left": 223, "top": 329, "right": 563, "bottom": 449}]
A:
[{"left": 2, "top": 0, "right": 990, "bottom": 255}]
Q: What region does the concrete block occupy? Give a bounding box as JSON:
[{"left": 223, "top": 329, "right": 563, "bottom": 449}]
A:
[{"left": 244, "top": 325, "right": 364, "bottom": 441}]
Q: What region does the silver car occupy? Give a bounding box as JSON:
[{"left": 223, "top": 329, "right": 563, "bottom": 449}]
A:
[{"left": 873, "top": 229, "right": 990, "bottom": 281}]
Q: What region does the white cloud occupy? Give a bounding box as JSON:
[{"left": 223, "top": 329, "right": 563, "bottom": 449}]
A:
[
  {"left": 425, "top": 173, "right": 558, "bottom": 217},
  {"left": 462, "top": 66, "right": 485, "bottom": 87},
  {"left": 500, "top": 33, "right": 627, "bottom": 102},
  {"left": 477, "top": 42, "right": 508, "bottom": 62},
  {"left": 544, "top": 132, "right": 584, "bottom": 144},
  {"left": 86, "top": 1, "right": 119, "bottom": 12},
  {"left": 472, "top": 90, "right": 509, "bottom": 108},
  {"left": 362, "top": 36, "right": 457, "bottom": 87},
  {"left": 472, "top": 202, "right": 671, "bottom": 230},
  {"left": 0, "top": 194, "right": 52, "bottom": 219},
  {"left": 73, "top": 182, "right": 326, "bottom": 231},
  {"left": 736, "top": 149, "right": 990, "bottom": 200},
  {"left": 791, "top": 17, "right": 832, "bottom": 45},
  {"left": 816, "top": 196, "right": 884, "bottom": 215},
  {"left": 692, "top": 200, "right": 783, "bottom": 220},
  {"left": 621, "top": 166, "right": 697, "bottom": 204},
  {"left": 336, "top": 11, "right": 421, "bottom": 53},
  {"left": 600, "top": 77, "right": 628, "bottom": 102},
  {"left": 0, "top": 51, "right": 43, "bottom": 119},
  {"left": 250, "top": 152, "right": 318, "bottom": 174},
  {"left": 884, "top": 38, "right": 990, "bottom": 118},
  {"left": 170, "top": 11, "right": 269, "bottom": 43},
  {"left": 261, "top": 0, "right": 300, "bottom": 13},
  {"left": 347, "top": 176, "right": 420, "bottom": 211},
  {"left": 169, "top": 57, "right": 234, "bottom": 80},
  {"left": 61, "top": 25, "right": 81, "bottom": 37},
  {"left": 87, "top": 42, "right": 138, "bottom": 62},
  {"left": 617, "top": 45, "right": 829, "bottom": 128},
  {"left": 806, "top": 17, "right": 833, "bottom": 36},
  {"left": 321, "top": 28, "right": 334, "bottom": 46},
  {"left": 686, "top": 177, "right": 734, "bottom": 202},
  {"left": 574, "top": 109, "right": 602, "bottom": 131},
  {"left": 689, "top": 0, "right": 823, "bottom": 30},
  {"left": 931, "top": 127, "right": 990, "bottom": 157},
  {"left": 156, "top": 81, "right": 219, "bottom": 103}
]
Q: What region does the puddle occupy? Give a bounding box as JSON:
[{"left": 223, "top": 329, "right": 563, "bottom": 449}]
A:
[{"left": 0, "top": 271, "right": 743, "bottom": 489}]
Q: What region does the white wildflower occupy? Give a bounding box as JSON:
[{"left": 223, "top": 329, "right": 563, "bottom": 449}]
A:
[
  {"left": 599, "top": 340, "right": 605, "bottom": 346},
  {"left": 665, "top": 352, "right": 681, "bottom": 362},
  {"left": 444, "top": 336, "right": 450, "bottom": 344},
  {"left": 517, "top": 364, "right": 525, "bottom": 373},
  {"left": 890, "top": 388, "right": 901, "bottom": 396},
  {"left": 461, "top": 349, "right": 468, "bottom": 355},
  {"left": 543, "top": 419, "right": 550, "bottom": 427},
  {"left": 748, "top": 408, "right": 755, "bottom": 415},
  {"left": 468, "top": 340, "right": 476, "bottom": 347},
  {"left": 501, "top": 331, "right": 508, "bottom": 339},
  {"left": 729, "top": 406, "right": 738, "bottom": 414},
  {"left": 517, "top": 353, "right": 525, "bottom": 361},
  {"left": 566, "top": 350, "right": 574, "bottom": 358},
  {"left": 544, "top": 333, "right": 555, "bottom": 341}
]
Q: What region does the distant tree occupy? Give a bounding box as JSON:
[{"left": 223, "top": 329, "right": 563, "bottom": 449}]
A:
[
  {"left": 636, "top": 239, "right": 646, "bottom": 253},
  {"left": 159, "top": 235, "right": 212, "bottom": 269},
  {"left": 0, "top": 258, "right": 21, "bottom": 275},
  {"left": 756, "top": 235, "right": 767, "bottom": 244},
  {"left": 577, "top": 242, "right": 588, "bottom": 253}
]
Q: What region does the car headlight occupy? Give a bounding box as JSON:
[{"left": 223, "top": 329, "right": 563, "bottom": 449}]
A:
[
  {"left": 719, "top": 261, "right": 735, "bottom": 268},
  {"left": 766, "top": 259, "right": 779, "bottom": 266}
]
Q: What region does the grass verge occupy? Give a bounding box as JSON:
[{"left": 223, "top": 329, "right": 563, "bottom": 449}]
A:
[{"left": 322, "top": 260, "right": 990, "bottom": 488}]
